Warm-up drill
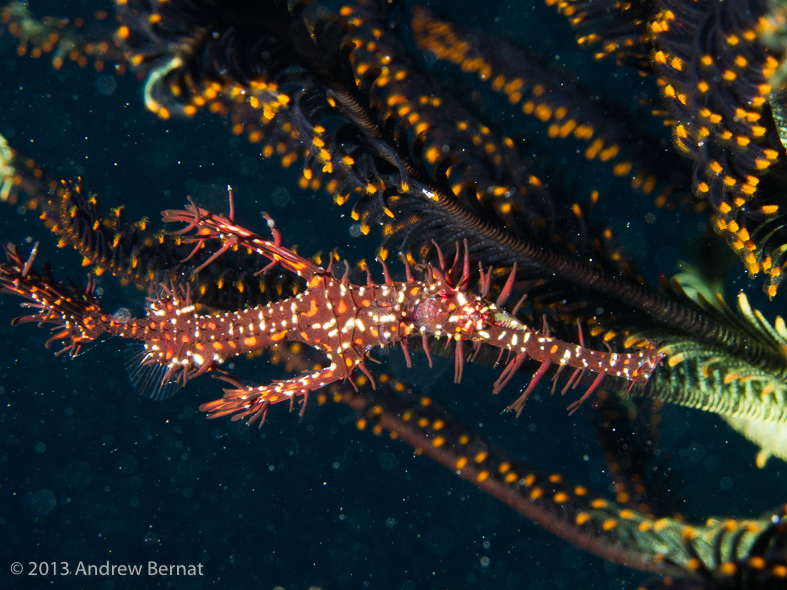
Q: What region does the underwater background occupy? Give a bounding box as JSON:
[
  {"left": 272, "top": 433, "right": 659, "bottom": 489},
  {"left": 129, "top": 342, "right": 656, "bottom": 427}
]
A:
[{"left": 0, "top": 0, "right": 784, "bottom": 588}]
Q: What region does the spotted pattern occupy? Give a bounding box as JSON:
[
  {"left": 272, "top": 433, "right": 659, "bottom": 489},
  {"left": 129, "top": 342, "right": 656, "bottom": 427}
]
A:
[{"left": 161, "top": 202, "right": 662, "bottom": 423}]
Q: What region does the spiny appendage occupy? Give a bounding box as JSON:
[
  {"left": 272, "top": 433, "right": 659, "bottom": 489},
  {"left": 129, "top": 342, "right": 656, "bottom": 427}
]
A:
[
  {"left": 194, "top": 285, "right": 384, "bottom": 426},
  {"left": 420, "top": 261, "right": 663, "bottom": 414},
  {"left": 200, "top": 350, "right": 381, "bottom": 427},
  {"left": 489, "top": 323, "right": 663, "bottom": 416},
  {"left": 0, "top": 242, "right": 107, "bottom": 355},
  {"left": 161, "top": 188, "right": 322, "bottom": 279},
  {"left": 199, "top": 365, "right": 343, "bottom": 426}
]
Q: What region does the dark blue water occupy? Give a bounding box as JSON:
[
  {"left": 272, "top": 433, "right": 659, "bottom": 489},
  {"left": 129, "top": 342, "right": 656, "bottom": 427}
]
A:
[{"left": 0, "top": 1, "right": 783, "bottom": 589}]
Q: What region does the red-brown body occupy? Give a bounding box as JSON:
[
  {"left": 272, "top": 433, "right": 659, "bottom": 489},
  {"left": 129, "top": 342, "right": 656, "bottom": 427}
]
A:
[{"left": 0, "top": 199, "right": 662, "bottom": 424}]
